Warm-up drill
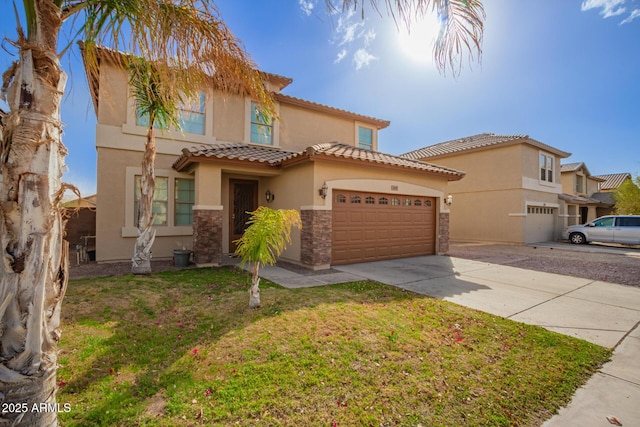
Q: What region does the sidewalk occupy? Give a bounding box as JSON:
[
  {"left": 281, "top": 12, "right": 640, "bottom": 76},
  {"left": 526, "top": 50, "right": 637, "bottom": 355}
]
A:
[{"left": 253, "top": 255, "right": 640, "bottom": 426}]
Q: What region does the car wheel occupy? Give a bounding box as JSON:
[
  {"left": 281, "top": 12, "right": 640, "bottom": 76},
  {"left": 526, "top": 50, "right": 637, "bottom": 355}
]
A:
[{"left": 569, "top": 233, "right": 586, "bottom": 245}]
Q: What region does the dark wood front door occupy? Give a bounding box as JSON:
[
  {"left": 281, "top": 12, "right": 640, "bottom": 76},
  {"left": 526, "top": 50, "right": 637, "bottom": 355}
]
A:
[{"left": 230, "top": 180, "right": 258, "bottom": 252}]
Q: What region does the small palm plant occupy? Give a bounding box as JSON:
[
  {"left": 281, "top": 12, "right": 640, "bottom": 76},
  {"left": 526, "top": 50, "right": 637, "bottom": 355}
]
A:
[{"left": 234, "top": 207, "right": 302, "bottom": 308}]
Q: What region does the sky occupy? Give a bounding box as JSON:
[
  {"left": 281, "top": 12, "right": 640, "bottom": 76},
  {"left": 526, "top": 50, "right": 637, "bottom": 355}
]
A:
[{"left": 0, "top": 0, "right": 639, "bottom": 197}]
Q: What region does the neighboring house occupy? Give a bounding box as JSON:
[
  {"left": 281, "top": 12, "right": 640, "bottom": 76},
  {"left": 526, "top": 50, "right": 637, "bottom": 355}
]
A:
[
  {"left": 63, "top": 195, "right": 97, "bottom": 261},
  {"left": 401, "top": 133, "right": 570, "bottom": 244},
  {"left": 82, "top": 46, "right": 464, "bottom": 268},
  {"left": 590, "top": 173, "right": 633, "bottom": 215},
  {"left": 559, "top": 162, "right": 610, "bottom": 224}
]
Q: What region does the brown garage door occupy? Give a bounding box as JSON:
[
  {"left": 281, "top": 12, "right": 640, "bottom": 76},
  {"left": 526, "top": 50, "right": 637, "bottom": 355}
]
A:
[{"left": 332, "top": 190, "right": 436, "bottom": 265}]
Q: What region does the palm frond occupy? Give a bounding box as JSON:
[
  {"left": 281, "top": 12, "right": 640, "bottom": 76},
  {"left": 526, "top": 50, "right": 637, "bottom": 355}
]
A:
[
  {"left": 336, "top": 0, "right": 485, "bottom": 75},
  {"left": 79, "top": 0, "right": 273, "bottom": 112}
]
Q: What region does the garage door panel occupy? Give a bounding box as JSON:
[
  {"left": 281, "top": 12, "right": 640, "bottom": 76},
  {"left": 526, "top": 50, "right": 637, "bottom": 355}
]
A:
[{"left": 332, "top": 190, "right": 436, "bottom": 265}]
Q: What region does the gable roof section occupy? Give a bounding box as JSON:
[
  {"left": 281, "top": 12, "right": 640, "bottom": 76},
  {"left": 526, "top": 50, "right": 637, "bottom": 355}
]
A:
[
  {"left": 592, "top": 173, "right": 632, "bottom": 190},
  {"left": 401, "top": 133, "right": 570, "bottom": 161},
  {"left": 173, "top": 142, "right": 465, "bottom": 180},
  {"left": 173, "top": 143, "right": 298, "bottom": 171},
  {"left": 560, "top": 162, "right": 604, "bottom": 180},
  {"left": 275, "top": 94, "right": 390, "bottom": 129},
  {"left": 297, "top": 143, "right": 464, "bottom": 179},
  {"left": 561, "top": 162, "right": 585, "bottom": 172}
]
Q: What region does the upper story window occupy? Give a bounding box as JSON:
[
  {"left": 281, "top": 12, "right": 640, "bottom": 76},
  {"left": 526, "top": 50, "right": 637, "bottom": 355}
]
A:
[
  {"left": 575, "top": 175, "right": 584, "bottom": 194},
  {"left": 540, "top": 154, "right": 554, "bottom": 183},
  {"left": 136, "top": 91, "right": 205, "bottom": 135},
  {"left": 178, "top": 92, "right": 206, "bottom": 135},
  {"left": 250, "top": 102, "right": 273, "bottom": 145},
  {"left": 358, "top": 126, "right": 373, "bottom": 150}
]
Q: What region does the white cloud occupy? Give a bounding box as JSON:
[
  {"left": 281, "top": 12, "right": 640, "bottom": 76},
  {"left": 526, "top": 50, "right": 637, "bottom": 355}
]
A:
[
  {"left": 581, "top": 0, "right": 627, "bottom": 18},
  {"left": 353, "top": 49, "right": 377, "bottom": 70},
  {"left": 299, "top": 0, "right": 315, "bottom": 16},
  {"left": 361, "top": 29, "right": 376, "bottom": 46},
  {"left": 337, "top": 17, "right": 364, "bottom": 46},
  {"left": 620, "top": 7, "right": 640, "bottom": 23},
  {"left": 334, "top": 49, "right": 347, "bottom": 63}
]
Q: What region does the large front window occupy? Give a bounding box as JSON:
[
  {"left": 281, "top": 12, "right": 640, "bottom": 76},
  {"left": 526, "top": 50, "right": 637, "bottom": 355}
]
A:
[
  {"left": 250, "top": 102, "right": 273, "bottom": 145},
  {"left": 134, "top": 176, "right": 168, "bottom": 226},
  {"left": 540, "top": 154, "right": 554, "bottom": 182}
]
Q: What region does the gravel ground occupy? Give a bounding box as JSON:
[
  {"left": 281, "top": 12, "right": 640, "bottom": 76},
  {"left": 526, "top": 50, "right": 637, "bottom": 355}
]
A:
[
  {"left": 448, "top": 242, "right": 640, "bottom": 288},
  {"left": 69, "top": 243, "right": 640, "bottom": 288}
]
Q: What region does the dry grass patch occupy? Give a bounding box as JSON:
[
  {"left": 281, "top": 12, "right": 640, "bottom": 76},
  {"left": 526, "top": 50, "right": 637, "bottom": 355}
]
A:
[{"left": 57, "top": 267, "right": 610, "bottom": 426}]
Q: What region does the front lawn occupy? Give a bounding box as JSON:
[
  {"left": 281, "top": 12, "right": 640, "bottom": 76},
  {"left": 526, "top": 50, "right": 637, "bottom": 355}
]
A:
[{"left": 58, "top": 267, "right": 610, "bottom": 426}]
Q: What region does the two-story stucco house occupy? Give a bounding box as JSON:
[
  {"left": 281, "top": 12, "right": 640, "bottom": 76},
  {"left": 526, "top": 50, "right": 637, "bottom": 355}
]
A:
[
  {"left": 82, "top": 46, "right": 464, "bottom": 268},
  {"left": 559, "top": 162, "right": 612, "bottom": 225},
  {"left": 401, "top": 133, "right": 571, "bottom": 244}
]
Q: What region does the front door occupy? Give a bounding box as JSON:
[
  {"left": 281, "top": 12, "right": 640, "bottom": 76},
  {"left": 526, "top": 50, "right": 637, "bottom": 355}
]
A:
[{"left": 230, "top": 180, "right": 258, "bottom": 252}]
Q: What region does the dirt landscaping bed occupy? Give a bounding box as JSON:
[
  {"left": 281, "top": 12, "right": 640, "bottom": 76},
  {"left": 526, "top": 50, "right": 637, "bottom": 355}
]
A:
[{"left": 448, "top": 242, "right": 640, "bottom": 288}]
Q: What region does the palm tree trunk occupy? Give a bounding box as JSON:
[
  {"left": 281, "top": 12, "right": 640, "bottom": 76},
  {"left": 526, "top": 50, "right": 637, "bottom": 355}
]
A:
[
  {"left": 0, "top": 3, "right": 68, "bottom": 425},
  {"left": 249, "top": 262, "right": 261, "bottom": 308},
  {"left": 132, "top": 128, "right": 157, "bottom": 274}
]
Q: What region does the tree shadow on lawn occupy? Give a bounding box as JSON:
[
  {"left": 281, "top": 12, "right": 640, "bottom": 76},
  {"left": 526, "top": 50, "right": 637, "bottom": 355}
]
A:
[{"left": 57, "top": 266, "right": 426, "bottom": 425}]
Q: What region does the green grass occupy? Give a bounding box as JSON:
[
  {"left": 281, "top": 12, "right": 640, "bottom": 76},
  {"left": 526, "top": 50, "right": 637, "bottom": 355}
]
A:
[{"left": 57, "top": 267, "right": 610, "bottom": 426}]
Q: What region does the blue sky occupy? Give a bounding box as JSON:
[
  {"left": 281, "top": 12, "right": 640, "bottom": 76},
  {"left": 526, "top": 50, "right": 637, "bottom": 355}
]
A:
[{"left": 1, "top": 0, "right": 639, "bottom": 196}]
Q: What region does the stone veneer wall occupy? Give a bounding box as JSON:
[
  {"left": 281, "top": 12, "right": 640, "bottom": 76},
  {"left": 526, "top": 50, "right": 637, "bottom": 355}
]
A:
[
  {"left": 300, "top": 209, "right": 332, "bottom": 268},
  {"left": 438, "top": 212, "right": 450, "bottom": 254},
  {"left": 193, "top": 209, "right": 223, "bottom": 265}
]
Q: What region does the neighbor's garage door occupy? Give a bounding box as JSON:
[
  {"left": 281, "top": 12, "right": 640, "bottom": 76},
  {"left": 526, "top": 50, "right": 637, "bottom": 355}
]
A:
[
  {"left": 332, "top": 190, "right": 436, "bottom": 265},
  {"left": 524, "top": 206, "right": 556, "bottom": 243}
]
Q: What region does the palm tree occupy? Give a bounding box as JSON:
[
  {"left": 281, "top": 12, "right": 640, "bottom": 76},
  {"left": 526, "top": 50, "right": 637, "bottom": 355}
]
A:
[
  {"left": 128, "top": 60, "right": 183, "bottom": 274},
  {"left": 234, "top": 207, "right": 302, "bottom": 308},
  {"left": 0, "top": 2, "right": 270, "bottom": 425},
  {"left": 0, "top": 1, "right": 483, "bottom": 424}
]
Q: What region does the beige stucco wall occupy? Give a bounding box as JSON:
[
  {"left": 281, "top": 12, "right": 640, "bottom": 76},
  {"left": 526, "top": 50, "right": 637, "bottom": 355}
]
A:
[
  {"left": 279, "top": 103, "right": 363, "bottom": 152},
  {"left": 96, "top": 147, "right": 195, "bottom": 262}
]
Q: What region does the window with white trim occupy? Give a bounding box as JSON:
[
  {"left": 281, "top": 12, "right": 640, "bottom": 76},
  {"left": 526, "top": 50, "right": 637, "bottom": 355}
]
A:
[
  {"left": 540, "top": 154, "right": 554, "bottom": 183},
  {"left": 136, "top": 92, "right": 205, "bottom": 135},
  {"left": 175, "top": 178, "right": 195, "bottom": 225},
  {"left": 134, "top": 176, "right": 168, "bottom": 226},
  {"left": 358, "top": 126, "right": 373, "bottom": 150},
  {"left": 250, "top": 102, "right": 273, "bottom": 145}
]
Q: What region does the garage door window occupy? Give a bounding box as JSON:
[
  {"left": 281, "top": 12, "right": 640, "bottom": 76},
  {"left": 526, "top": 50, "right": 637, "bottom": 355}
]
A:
[
  {"left": 392, "top": 197, "right": 400, "bottom": 206},
  {"left": 414, "top": 199, "right": 422, "bottom": 206},
  {"left": 379, "top": 197, "right": 388, "bottom": 205},
  {"left": 351, "top": 195, "right": 361, "bottom": 203},
  {"left": 336, "top": 194, "right": 346, "bottom": 203},
  {"left": 365, "top": 196, "right": 375, "bottom": 204}
]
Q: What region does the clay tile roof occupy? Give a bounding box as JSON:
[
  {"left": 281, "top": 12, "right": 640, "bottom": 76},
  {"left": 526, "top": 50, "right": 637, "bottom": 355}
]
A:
[
  {"left": 401, "top": 133, "right": 570, "bottom": 160},
  {"left": 173, "top": 143, "right": 298, "bottom": 170},
  {"left": 561, "top": 162, "right": 584, "bottom": 172},
  {"left": 301, "top": 142, "right": 465, "bottom": 179},
  {"left": 592, "top": 173, "right": 632, "bottom": 190}
]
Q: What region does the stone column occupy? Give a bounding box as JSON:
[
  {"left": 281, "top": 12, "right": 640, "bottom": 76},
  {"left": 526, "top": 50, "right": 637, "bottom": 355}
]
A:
[
  {"left": 193, "top": 208, "right": 223, "bottom": 265},
  {"left": 300, "top": 209, "right": 332, "bottom": 269},
  {"left": 438, "top": 212, "right": 450, "bottom": 254}
]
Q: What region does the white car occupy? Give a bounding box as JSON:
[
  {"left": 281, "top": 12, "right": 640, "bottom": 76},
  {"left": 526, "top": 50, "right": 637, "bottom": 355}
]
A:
[{"left": 562, "top": 215, "right": 640, "bottom": 245}]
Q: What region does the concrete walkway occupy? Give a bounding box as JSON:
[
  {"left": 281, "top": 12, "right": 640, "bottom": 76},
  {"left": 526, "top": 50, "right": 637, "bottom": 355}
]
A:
[{"left": 255, "top": 256, "right": 640, "bottom": 427}]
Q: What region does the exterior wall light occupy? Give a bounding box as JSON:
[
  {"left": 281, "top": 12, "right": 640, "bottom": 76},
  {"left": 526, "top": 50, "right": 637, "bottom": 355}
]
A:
[
  {"left": 319, "top": 182, "right": 328, "bottom": 199},
  {"left": 265, "top": 190, "right": 275, "bottom": 203},
  {"left": 445, "top": 194, "right": 453, "bottom": 206}
]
